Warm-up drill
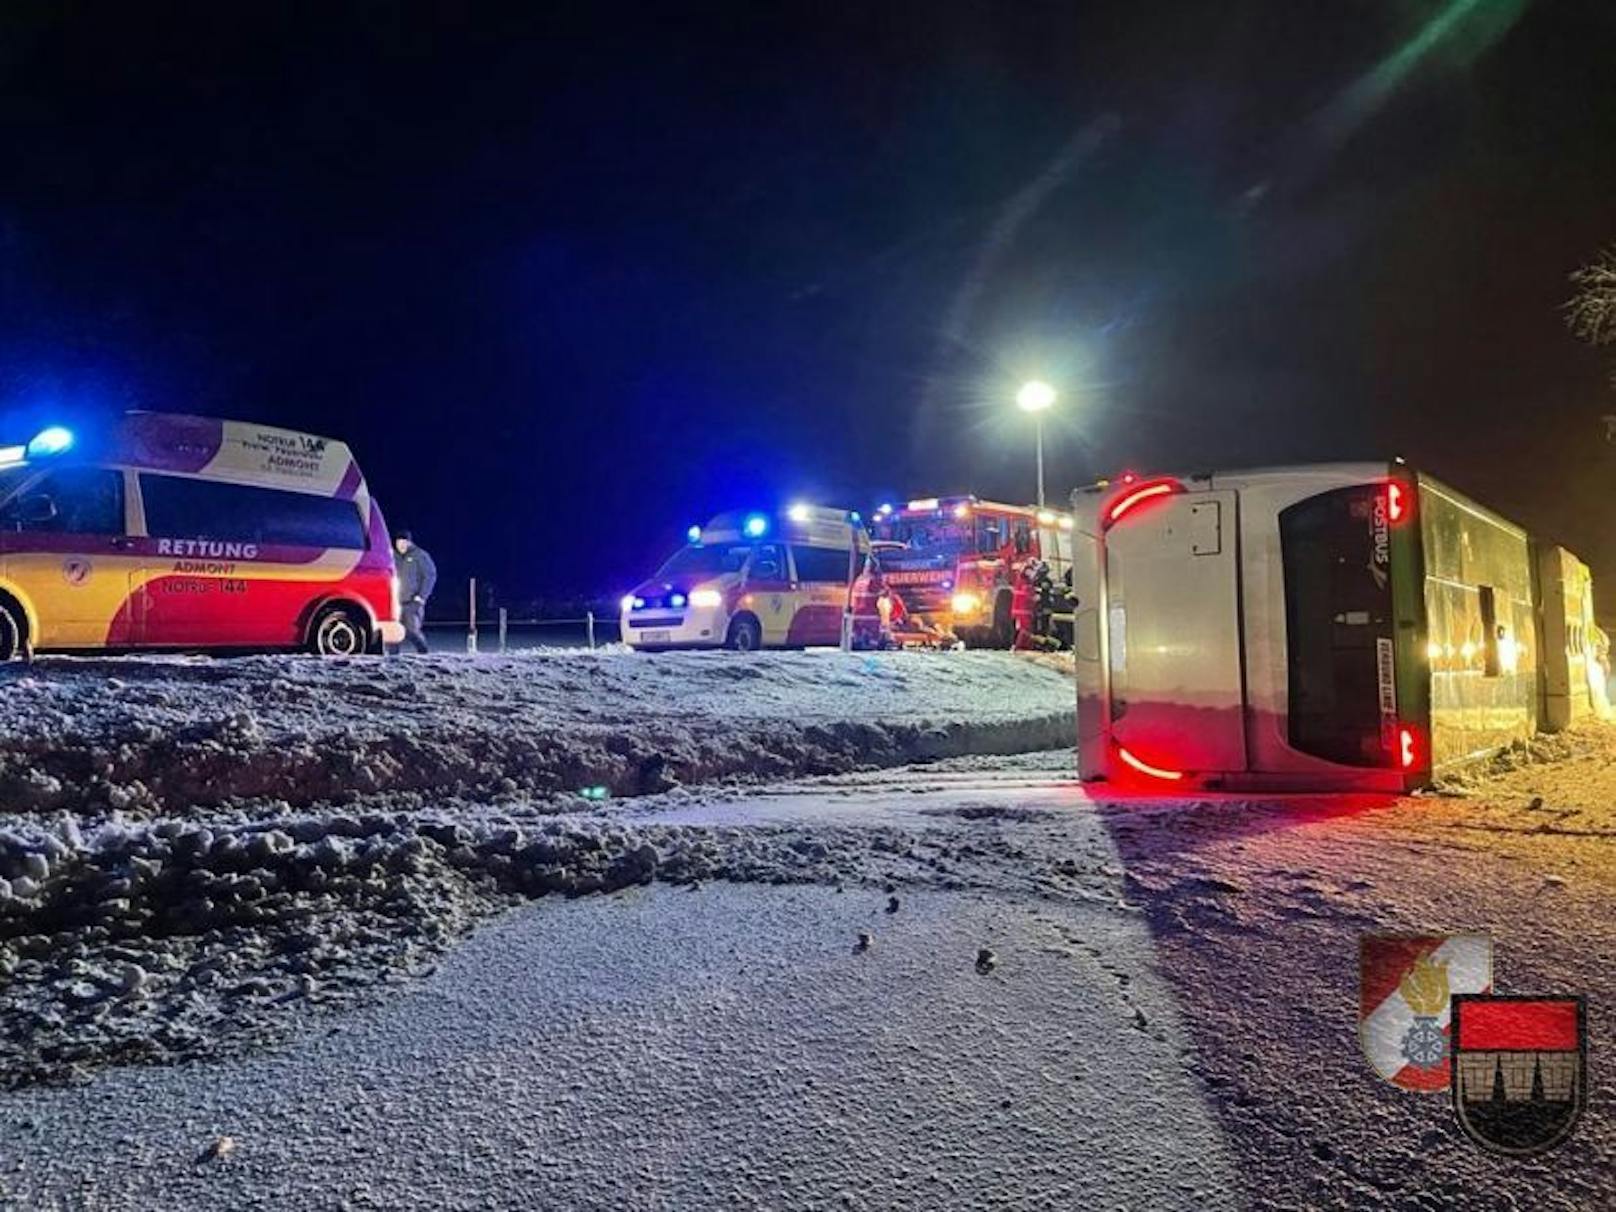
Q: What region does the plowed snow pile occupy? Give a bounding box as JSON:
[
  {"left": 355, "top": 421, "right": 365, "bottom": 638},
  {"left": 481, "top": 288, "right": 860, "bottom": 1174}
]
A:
[
  {"left": 0, "top": 650, "right": 1072, "bottom": 1086},
  {"left": 0, "top": 649, "right": 1072, "bottom": 814}
]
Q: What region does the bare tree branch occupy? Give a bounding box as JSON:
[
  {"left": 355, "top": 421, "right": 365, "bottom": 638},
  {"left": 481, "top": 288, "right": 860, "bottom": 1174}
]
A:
[{"left": 1567, "top": 246, "right": 1616, "bottom": 346}]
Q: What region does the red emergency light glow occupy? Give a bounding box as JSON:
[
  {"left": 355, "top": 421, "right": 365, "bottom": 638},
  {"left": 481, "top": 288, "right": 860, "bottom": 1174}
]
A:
[
  {"left": 1105, "top": 477, "right": 1184, "bottom": 527},
  {"left": 1116, "top": 745, "right": 1186, "bottom": 781},
  {"left": 1387, "top": 481, "right": 1407, "bottom": 523},
  {"left": 1398, "top": 726, "right": 1418, "bottom": 770}
]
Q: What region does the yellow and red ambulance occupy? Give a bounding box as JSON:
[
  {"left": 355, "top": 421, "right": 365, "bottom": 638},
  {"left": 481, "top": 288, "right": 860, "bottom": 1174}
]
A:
[
  {"left": 0, "top": 413, "right": 405, "bottom": 657},
  {"left": 621, "top": 505, "right": 874, "bottom": 651}
]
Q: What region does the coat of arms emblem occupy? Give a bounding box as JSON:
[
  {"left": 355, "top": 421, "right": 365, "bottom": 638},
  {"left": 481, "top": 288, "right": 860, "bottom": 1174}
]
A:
[
  {"left": 1359, "top": 934, "right": 1492, "bottom": 1091},
  {"left": 1451, "top": 995, "right": 1586, "bottom": 1155}
]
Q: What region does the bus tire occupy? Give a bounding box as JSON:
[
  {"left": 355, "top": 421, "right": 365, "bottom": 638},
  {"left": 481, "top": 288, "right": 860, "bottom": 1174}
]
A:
[
  {"left": 309, "top": 604, "right": 370, "bottom": 657},
  {"left": 0, "top": 597, "right": 24, "bottom": 661},
  {"left": 725, "top": 614, "right": 763, "bottom": 652}
]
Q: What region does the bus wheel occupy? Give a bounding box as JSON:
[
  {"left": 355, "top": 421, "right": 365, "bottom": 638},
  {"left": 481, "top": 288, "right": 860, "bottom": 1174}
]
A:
[
  {"left": 310, "top": 605, "right": 370, "bottom": 657},
  {"left": 0, "top": 601, "right": 23, "bottom": 661},
  {"left": 725, "top": 615, "right": 762, "bottom": 652}
]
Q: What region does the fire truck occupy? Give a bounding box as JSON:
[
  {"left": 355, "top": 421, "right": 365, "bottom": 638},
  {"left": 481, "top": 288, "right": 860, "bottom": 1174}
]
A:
[{"left": 868, "top": 495, "right": 1075, "bottom": 647}]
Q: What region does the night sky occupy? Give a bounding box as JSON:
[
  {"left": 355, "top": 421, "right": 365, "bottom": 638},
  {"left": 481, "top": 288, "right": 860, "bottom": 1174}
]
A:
[{"left": 4, "top": 2, "right": 1614, "bottom": 607}]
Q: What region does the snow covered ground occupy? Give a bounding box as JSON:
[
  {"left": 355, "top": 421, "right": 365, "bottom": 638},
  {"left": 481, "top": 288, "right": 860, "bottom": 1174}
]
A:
[
  {"left": 0, "top": 649, "right": 1074, "bottom": 814},
  {"left": 0, "top": 884, "right": 1242, "bottom": 1211},
  {"left": 0, "top": 650, "right": 1074, "bottom": 1086},
  {"left": 3, "top": 649, "right": 1614, "bottom": 1209}
]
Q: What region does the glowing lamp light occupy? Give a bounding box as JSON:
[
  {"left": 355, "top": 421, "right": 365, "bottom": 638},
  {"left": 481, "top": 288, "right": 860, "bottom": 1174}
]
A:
[
  {"left": 0, "top": 445, "right": 26, "bottom": 466},
  {"left": 579, "top": 785, "right": 610, "bottom": 801},
  {"left": 27, "top": 426, "right": 74, "bottom": 457},
  {"left": 1116, "top": 746, "right": 1186, "bottom": 781},
  {"left": 1016, "top": 380, "right": 1056, "bottom": 413},
  {"left": 1037, "top": 510, "right": 1056, "bottom": 525},
  {"left": 787, "top": 503, "right": 811, "bottom": 523},
  {"left": 686, "top": 525, "right": 702, "bottom": 543},
  {"left": 951, "top": 592, "right": 981, "bottom": 616},
  {"left": 908, "top": 498, "right": 939, "bottom": 512},
  {"left": 620, "top": 594, "right": 644, "bottom": 612},
  {"left": 953, "top": 503, "right": 972, "bottom": 519},
  {"left": 669, "top": 593, "right": 687, "bottom": 608},
  {"left": 689, "top": 588, "right": 723, "bottom": 608},
  {"left": 849, "top": 511, "right": 861, "bottom": 523},
  {"left": 877, "top": 503, "right": 894, "bottom": 516},
  {"left": 1058, "top": 516, "right": 1074, "bottom": 531},
  {"left": 743, "top": 514, "right": 769, "bottom": 538}
]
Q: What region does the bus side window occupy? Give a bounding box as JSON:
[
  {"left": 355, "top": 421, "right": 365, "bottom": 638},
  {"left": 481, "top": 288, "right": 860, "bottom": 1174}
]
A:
[{"left": 2, "top": 468, "right": 124, "bottom": 535}]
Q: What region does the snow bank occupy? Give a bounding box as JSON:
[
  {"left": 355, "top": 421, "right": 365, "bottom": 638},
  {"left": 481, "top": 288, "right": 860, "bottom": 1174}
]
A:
[{"left": 0, "top": 649, "right": 1074, "bottom": 816}]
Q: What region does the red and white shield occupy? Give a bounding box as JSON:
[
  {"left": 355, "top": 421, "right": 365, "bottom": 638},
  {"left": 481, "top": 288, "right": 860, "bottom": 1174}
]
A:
[{"left": 1359, "top": 934, "right": 1492, "bottom": 1091}]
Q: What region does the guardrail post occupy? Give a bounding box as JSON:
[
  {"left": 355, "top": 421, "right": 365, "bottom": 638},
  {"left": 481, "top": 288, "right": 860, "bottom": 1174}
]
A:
[
  {"left": 467, "top": 578, "right": 478, "bottom": 654},
  {"left": 586, "top": 610, "right": 596, "bottom": 649},
  {"left": 498, "top": 607, "right": 508, "bottom": 654}
]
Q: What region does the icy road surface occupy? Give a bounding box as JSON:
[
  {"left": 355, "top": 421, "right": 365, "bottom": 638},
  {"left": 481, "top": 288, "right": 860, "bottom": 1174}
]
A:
[{"left": 0, "top": 884, "right": 1239, "bottom": 1211}]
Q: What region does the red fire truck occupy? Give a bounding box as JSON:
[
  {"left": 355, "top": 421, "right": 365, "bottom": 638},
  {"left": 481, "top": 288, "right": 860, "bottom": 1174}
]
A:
[{"left": 868, "top": 496, "right": 1075, "bottom": 647}]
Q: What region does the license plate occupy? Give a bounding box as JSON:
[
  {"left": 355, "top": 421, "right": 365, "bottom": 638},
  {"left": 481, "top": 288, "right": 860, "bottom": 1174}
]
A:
[{"left": 642, "top": 630, "right": 672, "bottom": 644}]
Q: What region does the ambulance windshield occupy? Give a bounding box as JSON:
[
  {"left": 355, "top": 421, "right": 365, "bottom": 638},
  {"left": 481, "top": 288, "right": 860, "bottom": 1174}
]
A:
[
  {"left": 0, "top": 464, "right": 35, "bottom": 505},
  {"left": 656, "top": 544, "right": 753, "bottom": 578}
]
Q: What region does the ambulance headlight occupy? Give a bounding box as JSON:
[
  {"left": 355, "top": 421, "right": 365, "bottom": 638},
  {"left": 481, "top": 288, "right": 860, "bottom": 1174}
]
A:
[
  {"left": 689, "top": 588, "right": 723, "bottom": 608},
  {"left": 621, "top": 594, "right": 645, "bottom": 612},
  {"left": 669, "top": 592, "right": 687, "bottom": 608},
  {"left": 951, "top": 592, "right": 981, "bottom": 616}
]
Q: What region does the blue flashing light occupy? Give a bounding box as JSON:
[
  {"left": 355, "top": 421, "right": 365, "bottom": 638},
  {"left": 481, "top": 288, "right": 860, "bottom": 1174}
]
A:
[
  {"left": 743, "top": 513, "right": 769, "bottom": 538},
  {"left": 686, "top": 525, "right": 702, "bottom": 543},
  {"left": 849, "top": 511, "right": 862, "bottom": 523},
  {"left": 669, "top": 592, "right": 687, "bottom": 608},
  {"left": 877, "top": 503, "right": 894, "bottom": 515},
  {"left": 27, "top": 426, "right": 74, "bottom": 457}
]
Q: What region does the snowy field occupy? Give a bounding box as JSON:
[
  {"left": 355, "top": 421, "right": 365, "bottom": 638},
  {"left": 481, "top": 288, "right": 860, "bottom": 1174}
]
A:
[{"left": 3, "top": 650, "right": 1614, "bottom": 1209}]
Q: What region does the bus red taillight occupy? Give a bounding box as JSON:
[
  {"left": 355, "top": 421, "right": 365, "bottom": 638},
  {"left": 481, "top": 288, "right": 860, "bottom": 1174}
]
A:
[
  {"left": 1117, "top": 745, "right": 1186, "bottom": 781},
  {"left": 1387, "top": 481, "right": 1408, "bottom": 524},
  {"left": 1105, "top": 477, "right": 1185, "bottom": 527},
  {"left": 1398, "top": 726, "right": 1418, "bottom": 769}
]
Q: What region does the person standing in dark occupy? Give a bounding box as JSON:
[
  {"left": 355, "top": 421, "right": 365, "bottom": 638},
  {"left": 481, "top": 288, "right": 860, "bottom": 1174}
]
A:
[{"left": 391, "top": 530, "right": 437, "bottom": 654}]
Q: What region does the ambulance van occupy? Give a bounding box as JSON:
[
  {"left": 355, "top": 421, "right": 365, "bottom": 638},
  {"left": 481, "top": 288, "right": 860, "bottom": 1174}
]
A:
[
  {"left": 621, "top": 505, "right": 873, "bottom": 651},
  {"left": 0, "top": 412, "right": 405, "bottom": 657}
]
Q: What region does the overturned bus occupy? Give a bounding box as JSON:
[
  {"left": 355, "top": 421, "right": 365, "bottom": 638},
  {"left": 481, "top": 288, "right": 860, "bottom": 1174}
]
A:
[{"left": 1070, "top": 464, "right": 1608, "bottom": 792}]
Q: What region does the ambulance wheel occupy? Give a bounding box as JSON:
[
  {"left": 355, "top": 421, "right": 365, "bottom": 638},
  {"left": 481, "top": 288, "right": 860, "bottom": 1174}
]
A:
[
  {"left": 309, "top": 605, "right": 369, "bottom": 657},
  {"left": 725, "top": 615, "right": 762, "bottom": 652},
  {"left": 0, "top": 600, "right": 23, "bottom": 660}
]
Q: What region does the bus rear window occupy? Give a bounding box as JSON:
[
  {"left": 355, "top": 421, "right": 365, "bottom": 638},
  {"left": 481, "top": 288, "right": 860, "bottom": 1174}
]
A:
[{"left": 1279, "top": 485, "right": 1396, "bottom": 767}]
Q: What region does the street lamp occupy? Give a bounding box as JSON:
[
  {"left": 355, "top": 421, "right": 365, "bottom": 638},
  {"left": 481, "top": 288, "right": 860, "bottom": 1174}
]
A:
[{"left": 1016, "top": 380, "right": 1057, "bottom": 508}]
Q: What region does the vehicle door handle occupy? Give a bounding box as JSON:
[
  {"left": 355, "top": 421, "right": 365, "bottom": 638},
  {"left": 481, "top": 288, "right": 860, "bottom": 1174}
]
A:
[{"left": 112, "top": 537, "right": 136, "bottom": 551}]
